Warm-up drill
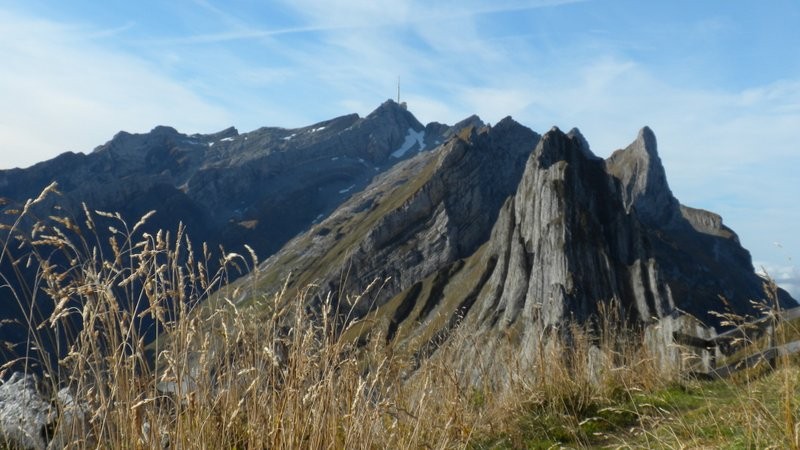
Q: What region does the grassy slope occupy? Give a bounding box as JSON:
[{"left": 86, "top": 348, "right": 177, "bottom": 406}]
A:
[
  {"left": 217, "top": 139, "right": 445, "bottom": 314},
  {"left": 340, "top": 241, "right": 491, "bottom": 356},
  {"left": 471, "top": 364, "right": 799, "bottom": 449}
]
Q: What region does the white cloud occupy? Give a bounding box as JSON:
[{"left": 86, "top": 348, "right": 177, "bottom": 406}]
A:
[
  {"left": 271, "top": 0, "right": 585, "bottom": 31},
  {"left": 250, "top": 1, "right": 799, "bottom": 272},
  {"left": 0, "top": 9, "right": 231, "bottom": 169},
  {"left": 0, "top": 1, "right": 796, "bottom": 273}
]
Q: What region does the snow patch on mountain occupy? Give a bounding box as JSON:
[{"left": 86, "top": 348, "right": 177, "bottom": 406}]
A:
[{"left": 391, "top": 128, "right": 425, "bottom": 158}]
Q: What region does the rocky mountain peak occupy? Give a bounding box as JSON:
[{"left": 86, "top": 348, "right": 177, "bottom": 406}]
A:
[
  {"left": 199, "top": 126, "right": 239, "bottom": 141},
  {"left": 453, "top": 114, "right": 485, "bottom": 131},
  {"left": 638, "top": 125, "right": 657, "bottom": 150},
  {"left": 287, "top": 123, "right": 794, "bottom": 383},
  {"left": 100, "top": 125, "right": 181, "bottom": 150},
  {"left": 483, "top": 126, "right": 628, "bottom": 331},
  {"left": 606, "top": 125, "right": 679, "bottom": 227},
  {"left": 480, "top": 117, "right": 539, "bottom": 155},
  {"left": 533, "top": 126, "right": 592, "bottom": 169},
  {"left": 566, "top": 127, "right": 599, "bottom": 160},
  {"left": 493, "top": 116, "right": 517, "bottom": 129},
  {"left": 151, "top": 125, "right": 180, "bottom": 135},
  {"left": 91, "top": 125, "right": 192, "bottom": 169},
  {"left": 1, "top": 105, "right": 795, "bottom": 387},
  {"left": 366, "top": 99, "right": 424, "bottom": 130}
]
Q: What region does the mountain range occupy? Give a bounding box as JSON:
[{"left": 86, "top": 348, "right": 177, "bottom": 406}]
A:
[{"left": 0, "top": 100, "right": 795, "bottom": 375}]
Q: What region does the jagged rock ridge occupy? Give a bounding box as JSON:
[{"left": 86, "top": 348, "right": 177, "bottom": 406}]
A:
[
  {"left": 0, "top": 100, "right": 454, "bottom": 258},
  {"left": 250, "top": 124, "right": 795, "bottom": 379},
  {"left": 0, "top": 100, "right": 478, "bottom": 370},
  {"left": 0, "top": 100, "right": 795, "bottom": 386},
  {"left": 252, "top": 117, "right": 539, "bottom": 316}
]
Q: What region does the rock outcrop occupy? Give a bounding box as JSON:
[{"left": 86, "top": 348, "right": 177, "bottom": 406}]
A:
[
  {"left": 0, "top": 373, "right": 90, "bottom": 450},
  {"left": 250, "top": 124, "right": 795, "bottom": 381},
  {"left": 606, "top": 126, "right": 680, "bottom": 227},
  {"left": 445, "top": 126, "right": 784, "bottom": 378},
  {"left": 0, "top": 373, "right": 52, "bottom": 449},
  {"left": 1, "top": 100, "right": 795, "bottom": 386},
  {"left": 253, "top": 117, "right": 539, "bottom": 316}
]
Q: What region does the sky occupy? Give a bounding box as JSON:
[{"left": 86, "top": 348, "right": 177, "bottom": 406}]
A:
[{"left": 0, "top": 0, "right": 798, "bottom": 297}]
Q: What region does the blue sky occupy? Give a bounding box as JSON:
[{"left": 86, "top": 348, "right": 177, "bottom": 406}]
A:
[{"left": 1, "top": 0, "right": 798, "bottom": 296}]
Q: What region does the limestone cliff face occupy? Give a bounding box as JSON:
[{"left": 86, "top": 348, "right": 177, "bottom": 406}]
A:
[
  {"left": 254, "top": 117, "right": 540, "bottom": 316},
  {"left": 474, "top": 127, "right": 655, "bottom": 331},
  {"left": 2, "top": 101, "right": 795, "bottom": 380},
  {"left": 303, "top": 126, "right": 796, "bottom": 380},
  {"left": 438, "top": 128, "right": 673, "bottom": 374},
  {"left": 606, "top": 126, "right": 680, "bottom": 227},
  {"left": 475, "top": 125, "right": 793, "bottom": 330}
]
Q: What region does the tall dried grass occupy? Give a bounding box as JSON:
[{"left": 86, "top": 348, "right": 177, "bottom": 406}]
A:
[{"left": 1, "top": 184, "right": 796, "bottom": 449}]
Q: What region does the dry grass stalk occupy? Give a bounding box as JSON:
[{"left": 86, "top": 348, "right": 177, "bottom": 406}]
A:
[{"left": 1, "top": 184, "right": 797, "bottom": 448}]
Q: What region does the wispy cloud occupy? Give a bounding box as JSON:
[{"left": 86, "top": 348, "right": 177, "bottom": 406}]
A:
[
  {"left": 147, "top": 25, "right": 339, "bottom": 45},
  {"left": 0, "top": 9, "right": 231, "bottom": 169},
  {"left": 0, "top": 0, "right": 796, "bottom": 274},
  {"left": 271, "top": 0, "right": 587, "bottom": 28},
  {"left": 81, "top": 21, "right": 137, "bottom": 40}
]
